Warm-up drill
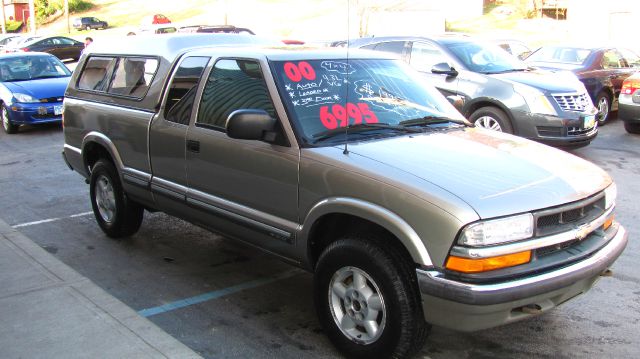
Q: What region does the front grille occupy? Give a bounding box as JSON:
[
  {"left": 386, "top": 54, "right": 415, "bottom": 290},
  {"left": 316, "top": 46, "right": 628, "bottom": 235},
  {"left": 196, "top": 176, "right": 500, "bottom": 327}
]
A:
[
  {"left": 568, "top": 126, "right": 595, "bottom": 136},
  {"left": 553, "top": 93, "right": 591, "bottom": 112},
  {"left": 535, "top": 194, "right": 605, "bottom": 237},
  {"left": 39, "top": 97, "right": 63, "bottom": 103},
  {"left": 536, "top": 126, "right": 562, "bottom": 137},
  {"left": 536, "top": 239, "right": 578, "bottom": 258}
]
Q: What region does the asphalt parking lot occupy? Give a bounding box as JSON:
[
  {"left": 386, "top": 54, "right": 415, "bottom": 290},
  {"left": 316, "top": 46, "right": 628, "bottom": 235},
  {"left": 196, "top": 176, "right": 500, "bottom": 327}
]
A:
[{"left": 0, "top": 119, "right": 638, "bottom": 358}]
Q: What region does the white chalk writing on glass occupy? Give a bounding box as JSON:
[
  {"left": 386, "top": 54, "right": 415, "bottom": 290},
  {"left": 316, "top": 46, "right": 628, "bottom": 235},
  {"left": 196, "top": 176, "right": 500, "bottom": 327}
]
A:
[
  {"left": 353, "top": 80, "right": 421, "bottom": 117},
  {"left": 322, "top": 74, "right": 345, "bottom": 87},
  {"left": 320, "top": 61, "right": 355, "bottom": 75}
]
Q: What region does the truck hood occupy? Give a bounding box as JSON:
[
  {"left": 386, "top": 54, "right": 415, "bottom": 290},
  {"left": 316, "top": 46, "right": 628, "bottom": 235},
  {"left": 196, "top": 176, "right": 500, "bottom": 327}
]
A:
[
  {"left": 341, "top": 128, "right": 611, "bottom": 219},
  {"left": 492, "top": 68, "right": 582, "bottom": 93}
]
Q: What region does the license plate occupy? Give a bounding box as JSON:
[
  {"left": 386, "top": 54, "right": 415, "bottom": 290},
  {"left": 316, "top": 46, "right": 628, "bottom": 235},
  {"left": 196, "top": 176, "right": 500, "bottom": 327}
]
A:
[
  {"left": 54, "top": 105, "right": 63, "bottom": 115},
  {"left": 583, "top": 115, "right": 596, "bottom": 129}
]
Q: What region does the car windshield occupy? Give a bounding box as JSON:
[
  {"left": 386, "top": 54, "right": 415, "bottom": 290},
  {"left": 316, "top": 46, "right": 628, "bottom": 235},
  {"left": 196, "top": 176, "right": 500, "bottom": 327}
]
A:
[
  {"left": 526, "top": 46, "right": 592, "bottom": 65},
  {"left": 444, "top": 41, "right": 528, "bottom": 74},
  {"left": 0, "top": 56, "right": 71, "bottom": 82},
  {"left": 271, "top": 58, "right": 466, "bottom": 144}
]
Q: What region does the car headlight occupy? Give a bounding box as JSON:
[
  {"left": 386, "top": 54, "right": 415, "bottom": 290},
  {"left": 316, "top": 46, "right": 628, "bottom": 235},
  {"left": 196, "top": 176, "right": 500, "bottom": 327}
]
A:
[
  {"left": 513, "top": 83, "right": 556, "bottom": 116},
  {"left": 13, "top": 93, "right": 39, "bottom": 103},
  {"left": 459, "top": 213, "right": 534, "bottom": 247},
  {"left": 605, "top": 183, "right": 617, "bottom": 210}
]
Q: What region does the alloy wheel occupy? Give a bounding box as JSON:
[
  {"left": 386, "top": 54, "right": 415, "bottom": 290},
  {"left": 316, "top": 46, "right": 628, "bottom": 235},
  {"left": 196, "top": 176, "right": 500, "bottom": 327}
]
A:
[
  {"left": 328, "top": 266, "right": 386, "bottom": 344},
  {"left": 474, "top": 115, "right": 503, "bottom": 131},
  {"left": 94, "top": 174, "right": 116, "bottom": 223}
]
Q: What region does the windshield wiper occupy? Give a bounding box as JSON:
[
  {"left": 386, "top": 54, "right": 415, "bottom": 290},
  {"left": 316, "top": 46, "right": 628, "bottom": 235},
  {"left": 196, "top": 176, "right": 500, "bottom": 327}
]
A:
[
  {"left": 311, "top": 122, "right": 421, "bottom": 143},
  {"left": 400, "top": 115, "right": 470, "bottom": 127},
  {"left": 482, "top": 68, "right": 528, "bottom": 75}
]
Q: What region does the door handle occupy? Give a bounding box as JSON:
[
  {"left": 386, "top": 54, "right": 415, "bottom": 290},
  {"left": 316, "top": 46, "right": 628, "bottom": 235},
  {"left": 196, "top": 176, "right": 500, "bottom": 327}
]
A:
[{"left": 186, "top": 140, "right": 200, "bottom": 153}]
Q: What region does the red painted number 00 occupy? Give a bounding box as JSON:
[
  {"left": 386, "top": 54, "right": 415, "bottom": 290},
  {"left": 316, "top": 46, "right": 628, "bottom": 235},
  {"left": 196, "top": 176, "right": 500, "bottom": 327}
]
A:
[
  {"left": 320, "top": 103, "right": 379, "bottom": 129},
  {"left": 284, "top": 61, "right": 316, "bottom": 82}
]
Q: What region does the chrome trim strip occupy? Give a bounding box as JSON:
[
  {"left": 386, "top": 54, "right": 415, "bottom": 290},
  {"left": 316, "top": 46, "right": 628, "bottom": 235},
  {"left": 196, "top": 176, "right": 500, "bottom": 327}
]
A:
[
  {"left": 418, "top": 225, "right": 627, "bottom": 306},
  {"left": 187, "top": 197, "right": 293, "bottom": 243},
  {"left": 150, "top": 177, "right": 187, "bottom": 200},
  {"left": 187, "top": 187, "right": 299, "bottom": 235},
  {"left": 63, "top": 144, "right": 82, "bottom": 155},
  {"left": 122, "top": 168, "right": 151, "bottom": 188},
  {"left": 451, "top": 206, "right": 614, "bottom": 259}
]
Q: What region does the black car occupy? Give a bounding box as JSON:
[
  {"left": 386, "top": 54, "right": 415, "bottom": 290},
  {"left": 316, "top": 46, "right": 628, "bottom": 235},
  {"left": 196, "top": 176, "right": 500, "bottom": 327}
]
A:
[
  {"left": 19, "top": 36, "right": 84, "bottom": 61},
  {"left": 526, "top": 45, "right": 640, "bottom": 125},
  {"left": 73, "top": 17, "right": 108, "bottom": 31},
  {"left": 349, "top": 36, "right": 598, "bottom": 147}
]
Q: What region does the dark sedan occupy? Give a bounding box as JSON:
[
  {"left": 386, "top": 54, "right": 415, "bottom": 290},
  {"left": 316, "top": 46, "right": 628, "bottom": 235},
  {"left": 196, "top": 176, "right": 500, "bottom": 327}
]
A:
[
  {"left": 17, "top": 36, "right": 84, "bottom": 61},
  {"left": 526, "top": 46, "right": 640, "bottom": 125}
]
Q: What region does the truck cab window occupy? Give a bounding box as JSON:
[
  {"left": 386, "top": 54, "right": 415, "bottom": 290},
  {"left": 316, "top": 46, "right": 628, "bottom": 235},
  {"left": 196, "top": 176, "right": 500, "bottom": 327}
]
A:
[
  {"left": 165, "top": 56, "right": 210, "bottom": 125},
  {"left": 196, "top": 59, "right": 276, "bottom": 130}
]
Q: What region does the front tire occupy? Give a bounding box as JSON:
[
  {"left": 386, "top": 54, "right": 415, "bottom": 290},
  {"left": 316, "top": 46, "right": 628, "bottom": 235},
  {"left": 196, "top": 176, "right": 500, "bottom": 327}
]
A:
[
  {"left": 1, "top": 104, "right": 18, "bottom": 134},
  {"left": 314, "top": 234, "right": 429, "bottom": 358},
  {"left": 624, "top": 121, "right": 640, "bottom": 134},
  {"left": 90, "top": 159, "right": 143, "bottom": 238},
  {"left": 469, "top": 106, "right": 513, "bottom": 134},
  {"left": 85, "top": 25, "right": 91, "bottom": 31},
  {"left": 595, "top": 92, "right": 611, "bottom": 125}
]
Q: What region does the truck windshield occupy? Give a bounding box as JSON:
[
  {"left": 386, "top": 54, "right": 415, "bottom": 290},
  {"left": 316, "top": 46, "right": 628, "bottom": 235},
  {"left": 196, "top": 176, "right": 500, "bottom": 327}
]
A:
[{"left": 271, "top": 58, "right": 465, "bottom": 144}]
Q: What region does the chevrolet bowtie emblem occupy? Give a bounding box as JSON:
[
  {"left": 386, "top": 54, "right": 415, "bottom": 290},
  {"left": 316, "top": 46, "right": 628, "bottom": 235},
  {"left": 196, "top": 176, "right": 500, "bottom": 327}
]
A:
[{"left": 575, "top": 224, "right": 590, "bottom": 240}]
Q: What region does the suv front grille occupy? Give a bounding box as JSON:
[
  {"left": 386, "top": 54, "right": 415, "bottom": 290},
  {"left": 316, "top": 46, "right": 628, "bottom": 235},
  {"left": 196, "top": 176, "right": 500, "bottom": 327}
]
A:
[
  {"left": 552, "top": 93, "right": 591, "bottom": 112},
  {"left": 534, "top": 193, "right": 605, "bottom": 237}
]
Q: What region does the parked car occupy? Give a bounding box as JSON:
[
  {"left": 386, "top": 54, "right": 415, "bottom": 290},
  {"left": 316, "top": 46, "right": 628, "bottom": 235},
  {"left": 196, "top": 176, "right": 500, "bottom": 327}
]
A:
[
  {"left": 177, "top": 25, "right": 255, "bottom": 34},
  {"left": 140, "top": 14, "right": 171, "bottom": 25},
  {"left": 2, "top": 35, "right": 40, "bottom": 53},
  {"left": 0, "top": 35, "right": 20, "bottom": 52},
  {"left": 62, "top": 34, "right": 626, "bottom": 358},
  {"left": 73, "top": 17, "right": 109, "bottom": 30},
  {"left": 0, "top": 53, "right": 71, "bottom": 134},
  {"left": 350, "top": 36, "right": 598, "bottom": 147},
  {"left": 617, "top": 72, "right": 640, "bottom": 134},
  {"left": 526, "top": 45, "right": 640, "bottom": 125},
  {"left": 12, "top": 36, "right": 84, "bottom": 61}
]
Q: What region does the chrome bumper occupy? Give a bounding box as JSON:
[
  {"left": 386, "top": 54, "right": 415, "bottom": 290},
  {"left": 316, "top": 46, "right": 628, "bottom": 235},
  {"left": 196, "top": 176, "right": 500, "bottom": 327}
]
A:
[{"left": 417, "top": 225, "right": 627, "bottom": 306}]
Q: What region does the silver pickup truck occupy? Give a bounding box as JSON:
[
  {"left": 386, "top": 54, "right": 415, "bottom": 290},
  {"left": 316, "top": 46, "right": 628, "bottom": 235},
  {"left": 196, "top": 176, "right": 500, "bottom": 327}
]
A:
[{"left": 62, "top": 34, "right": 627, "bottom": 358}]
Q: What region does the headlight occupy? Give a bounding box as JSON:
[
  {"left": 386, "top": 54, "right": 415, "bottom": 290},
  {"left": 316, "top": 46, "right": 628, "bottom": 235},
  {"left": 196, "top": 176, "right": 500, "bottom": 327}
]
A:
[
  {"left": 13, "top": 93, "right": 39, "bottom": 103},
  {"left": 605, "top": 183, "right": 617, "bottom": 210},
  {"left": 513, "top": 83, "right": 556, "bottom": 116},
  {"left": 459, "top": 213, "right": 534, "bottom": 247}
]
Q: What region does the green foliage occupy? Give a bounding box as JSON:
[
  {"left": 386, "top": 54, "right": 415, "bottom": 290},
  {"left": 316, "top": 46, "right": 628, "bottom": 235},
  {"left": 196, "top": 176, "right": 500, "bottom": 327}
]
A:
[
  {"left": 35, "top": 0, "right": 94, "bottom": 22},
  {"left": 5, "top": 20, "right": 23, "bottom": 32}
]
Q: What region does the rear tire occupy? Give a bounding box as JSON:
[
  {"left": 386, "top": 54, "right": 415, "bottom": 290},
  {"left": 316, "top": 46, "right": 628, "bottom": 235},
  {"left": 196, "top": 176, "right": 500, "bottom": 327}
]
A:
[
  {"left": 314, "top": 234, "right": 430, "bottom": 358},
  {"left": 85, "top": 25, "right": 91, "bottom": 31},
  {"left": 624, "top": 121, "right": 640, "bottom": 134},
  {"left": 89, "top": 159, "right": 143, "bottom": 238},
  {"left": 469, "top": 106, "right": 513, "bottom": 134},
  {"left": 1, "top": 104, "right": 18, "bottom": 134},
  {"left": 595, "top": 92, "right": 611, "bottom": 125}
]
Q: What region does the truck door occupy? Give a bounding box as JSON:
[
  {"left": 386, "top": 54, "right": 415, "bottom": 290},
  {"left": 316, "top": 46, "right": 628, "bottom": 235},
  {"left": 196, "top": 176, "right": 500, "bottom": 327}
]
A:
[
  {"left": 184, "top": 58, "right": 299, "bottom": 258},
  {"left": 149, "top": 56, "right": 210, "bottom": 208}
]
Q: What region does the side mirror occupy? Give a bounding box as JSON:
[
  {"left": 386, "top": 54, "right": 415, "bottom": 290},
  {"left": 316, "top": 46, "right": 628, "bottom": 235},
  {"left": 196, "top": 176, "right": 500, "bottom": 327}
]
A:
[
  {"left": 226, "top": 109, "right": 276, "bottom": 141},
  {"left": 431, "top": 62, "right": 458, "bottom": 76}
]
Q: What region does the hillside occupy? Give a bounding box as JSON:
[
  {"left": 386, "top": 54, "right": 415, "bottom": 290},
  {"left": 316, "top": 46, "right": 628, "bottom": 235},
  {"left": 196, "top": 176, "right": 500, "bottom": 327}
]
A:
[{"left": 36, "top": 0, "right": 355, "bottom": 41}]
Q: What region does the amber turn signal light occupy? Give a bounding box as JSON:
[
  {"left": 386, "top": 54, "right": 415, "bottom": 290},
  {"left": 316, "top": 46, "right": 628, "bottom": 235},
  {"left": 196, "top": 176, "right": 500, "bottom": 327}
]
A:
[
  {"left": 446, "top": 251, "right": 532, "bottom": 273},
  {"left": 603, "top": 215, "right": 614, "bottom": 230}
]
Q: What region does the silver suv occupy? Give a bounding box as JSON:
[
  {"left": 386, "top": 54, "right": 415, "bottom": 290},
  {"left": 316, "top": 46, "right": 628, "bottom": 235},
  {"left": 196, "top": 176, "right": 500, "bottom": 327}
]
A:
[{"left": 62, "top": 34, "right": 627, "bottom": 358}]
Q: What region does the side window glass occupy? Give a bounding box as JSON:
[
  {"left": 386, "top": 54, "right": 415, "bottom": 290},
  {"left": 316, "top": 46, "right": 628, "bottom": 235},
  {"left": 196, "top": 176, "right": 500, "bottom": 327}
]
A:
[
  {"left": 108, "top": 57, "right": 159, "bottom": 98},
  {"left": 77, "top": 56, "right": 116, "bottom": 91},
  {"left": 619, "top": 48, "right": 640, "bottom": 68},
  {"left": 374, "top": 41, "right": 405, "bottom": 56},
  {"left": 164, "top": 56, "right": 210, "bottom": 125},
  {"left": 602, "top": 50, "right": 622, "bottom": 69},
  {"left": 410, "top": 42, "right": 448, "bottom": 72},
  {"left": 196, "top": 59, "right": 276, "bottom": 129}
]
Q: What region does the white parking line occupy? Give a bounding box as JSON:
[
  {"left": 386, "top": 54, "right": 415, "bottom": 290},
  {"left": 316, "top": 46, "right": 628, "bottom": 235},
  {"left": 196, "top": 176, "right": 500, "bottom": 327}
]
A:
[{"left": 12, "top": 211, "right": 93, "bottom": 228}]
